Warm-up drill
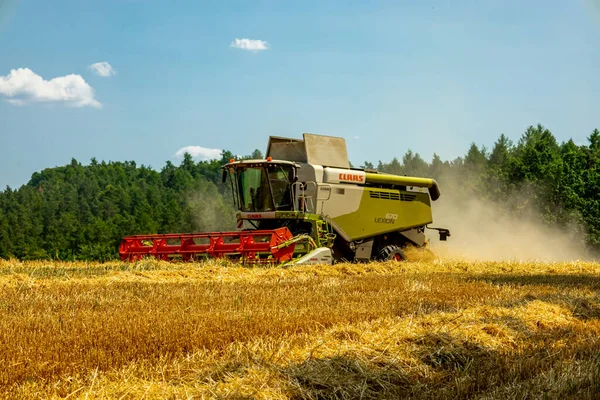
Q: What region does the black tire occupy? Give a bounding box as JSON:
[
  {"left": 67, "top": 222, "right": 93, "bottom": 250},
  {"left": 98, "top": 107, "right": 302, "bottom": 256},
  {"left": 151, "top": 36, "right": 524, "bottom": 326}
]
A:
[{"left": 377, "top": 245, "right": 406, "bottom": 262}]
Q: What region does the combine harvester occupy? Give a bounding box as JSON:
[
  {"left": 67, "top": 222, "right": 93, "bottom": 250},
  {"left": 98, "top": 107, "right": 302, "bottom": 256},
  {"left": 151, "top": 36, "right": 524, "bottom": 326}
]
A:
[{"left": 120, "top": 133, "right": 450, "bottom": 265}]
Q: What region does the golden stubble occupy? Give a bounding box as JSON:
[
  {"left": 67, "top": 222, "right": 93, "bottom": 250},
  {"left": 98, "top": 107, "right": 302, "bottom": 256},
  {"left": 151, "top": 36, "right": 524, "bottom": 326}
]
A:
[{"left": 0, "top": 255, "right": 599, "bottom": 399}]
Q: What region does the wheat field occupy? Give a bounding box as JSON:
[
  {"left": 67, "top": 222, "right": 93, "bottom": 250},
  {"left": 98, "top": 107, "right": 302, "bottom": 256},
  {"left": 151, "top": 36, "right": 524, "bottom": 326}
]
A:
[{"left": 0, "top": 249, "right": 599, "bottom": 399}]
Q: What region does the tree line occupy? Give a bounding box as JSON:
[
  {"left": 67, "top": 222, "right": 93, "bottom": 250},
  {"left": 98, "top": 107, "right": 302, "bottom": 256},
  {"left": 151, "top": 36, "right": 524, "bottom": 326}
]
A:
[
  {"left": 0, "top": 123, "right": 598, "bottom": 260},
  {"left": 372, "top": 124, "right": 600, "bottom": 250}
]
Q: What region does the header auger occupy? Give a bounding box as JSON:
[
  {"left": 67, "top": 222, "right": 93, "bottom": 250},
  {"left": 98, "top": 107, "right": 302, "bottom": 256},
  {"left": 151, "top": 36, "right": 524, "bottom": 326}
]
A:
[{"left": 120, "top": 133, "right": 450, "bottom": 265}]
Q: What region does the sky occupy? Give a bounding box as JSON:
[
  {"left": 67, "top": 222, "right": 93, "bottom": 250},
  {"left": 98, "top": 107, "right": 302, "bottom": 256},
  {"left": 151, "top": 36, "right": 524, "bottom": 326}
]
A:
[{"left": 1, "top": 0, "right": 599, "bottom": 189}]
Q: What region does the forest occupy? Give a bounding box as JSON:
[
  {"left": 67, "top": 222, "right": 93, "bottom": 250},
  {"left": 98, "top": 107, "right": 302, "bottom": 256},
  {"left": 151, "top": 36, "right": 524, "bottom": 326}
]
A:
[{"left": 0, "top": 123, "right": 598, "bottom": 260}]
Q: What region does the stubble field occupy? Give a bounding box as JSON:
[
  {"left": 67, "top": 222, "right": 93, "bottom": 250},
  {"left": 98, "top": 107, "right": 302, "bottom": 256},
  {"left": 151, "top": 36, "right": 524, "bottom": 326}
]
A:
[{"left": 1, "top": 249, "right": 599, "bottom": 399}]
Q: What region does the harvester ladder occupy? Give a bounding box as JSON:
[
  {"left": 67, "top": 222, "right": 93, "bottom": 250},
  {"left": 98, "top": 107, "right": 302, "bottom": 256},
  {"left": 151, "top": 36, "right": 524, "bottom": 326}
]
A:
[{"left": 292, "top": 181, "right": 316, "bottom": 213}]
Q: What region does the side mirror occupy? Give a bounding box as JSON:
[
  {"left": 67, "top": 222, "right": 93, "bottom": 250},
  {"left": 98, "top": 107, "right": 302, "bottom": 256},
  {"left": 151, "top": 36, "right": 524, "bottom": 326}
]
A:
[
  {"left": 222, "top": 170, "right": 227, "bottom": 183},
  {"left": 426, "top": 226, "right": 451, "bottom": 242},
  {"left": 438, "top": 229, "right": 450, "bottom": 241}
]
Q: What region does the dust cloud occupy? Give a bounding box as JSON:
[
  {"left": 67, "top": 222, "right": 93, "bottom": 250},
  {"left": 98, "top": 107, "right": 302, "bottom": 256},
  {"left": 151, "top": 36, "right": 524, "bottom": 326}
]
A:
[
  {"left": 427, "top": 183, "right": 593, "bottom": 263},
  {"left": 186, "top": 184, "right": 236, "bottom": 232}
]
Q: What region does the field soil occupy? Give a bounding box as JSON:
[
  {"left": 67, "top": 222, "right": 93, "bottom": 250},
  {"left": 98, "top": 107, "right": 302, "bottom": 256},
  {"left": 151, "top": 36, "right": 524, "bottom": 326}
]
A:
[{"left": 1, "top": 251, "right": 599, "bottom": 399}]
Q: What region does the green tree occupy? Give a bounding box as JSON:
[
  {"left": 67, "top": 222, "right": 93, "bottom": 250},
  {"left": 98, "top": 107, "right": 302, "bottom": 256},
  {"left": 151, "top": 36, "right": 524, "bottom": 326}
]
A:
[{"left": 402, "top": 150, "right": 428, "bottom": 176}]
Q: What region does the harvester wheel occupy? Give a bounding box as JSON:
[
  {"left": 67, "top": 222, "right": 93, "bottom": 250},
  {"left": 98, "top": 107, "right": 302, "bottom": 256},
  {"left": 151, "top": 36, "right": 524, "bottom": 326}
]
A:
[{"left": 377, "top": 245, "right": 406, "bottom": 262}]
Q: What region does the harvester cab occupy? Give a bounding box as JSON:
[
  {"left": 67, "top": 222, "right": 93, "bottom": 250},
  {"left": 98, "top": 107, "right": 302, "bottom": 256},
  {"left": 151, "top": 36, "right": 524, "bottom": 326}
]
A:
[
  {"left": 222, "top": 160, "right": 298, "bottom": 214},
  {"left": 120, "top": 133, "right": 450, "bottom": 265}
]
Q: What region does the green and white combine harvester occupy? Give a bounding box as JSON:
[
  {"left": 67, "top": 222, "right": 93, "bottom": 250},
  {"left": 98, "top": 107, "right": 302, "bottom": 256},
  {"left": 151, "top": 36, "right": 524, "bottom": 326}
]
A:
[{"left": 119, "top": 133, "right": 450, "bottom": 265}]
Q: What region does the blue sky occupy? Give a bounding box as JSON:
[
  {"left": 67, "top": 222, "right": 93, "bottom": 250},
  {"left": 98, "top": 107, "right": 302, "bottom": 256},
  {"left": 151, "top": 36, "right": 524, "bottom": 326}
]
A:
[{"left": 1, "top": 0, "right": 599, "bottom": 189}]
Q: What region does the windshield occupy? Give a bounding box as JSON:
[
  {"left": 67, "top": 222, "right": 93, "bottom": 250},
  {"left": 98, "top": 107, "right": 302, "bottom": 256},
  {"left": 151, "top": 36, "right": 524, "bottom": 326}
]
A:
[
  {"left": 238, "top": 167, "right": 273, "bottom": 212},
  {"left": 266, "top": 164, "right": 294, "bottom": 209},
  {"left": 235, "top": 164, "right": 294, "bottom": 212}
]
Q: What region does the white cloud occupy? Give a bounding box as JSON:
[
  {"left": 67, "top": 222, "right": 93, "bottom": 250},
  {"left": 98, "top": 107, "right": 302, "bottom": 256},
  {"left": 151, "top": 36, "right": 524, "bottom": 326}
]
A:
[
  {"left": 0, "top": 68, "right": 101, "bottom": 108},
  {"left": 175, "top": 146, "right": 222, "bottom": 161},
  {"left": 230, "top": 38, "right": 270, "bottom": 51},
  {"left": 89, "top": 62, "right": 116, "bottom": 77}
]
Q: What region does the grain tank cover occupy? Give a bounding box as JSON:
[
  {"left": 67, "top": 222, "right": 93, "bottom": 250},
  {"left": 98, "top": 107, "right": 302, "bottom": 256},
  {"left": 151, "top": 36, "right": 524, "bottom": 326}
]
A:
[
  {"left": 265, "top": 136, "right": 307, "bottom": 163},
  {"left": 303, "top": 133, "right": 349, "bottom": 168},
  {"left": 266, "top": 133, "right": 350, "bottom": 168}
]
